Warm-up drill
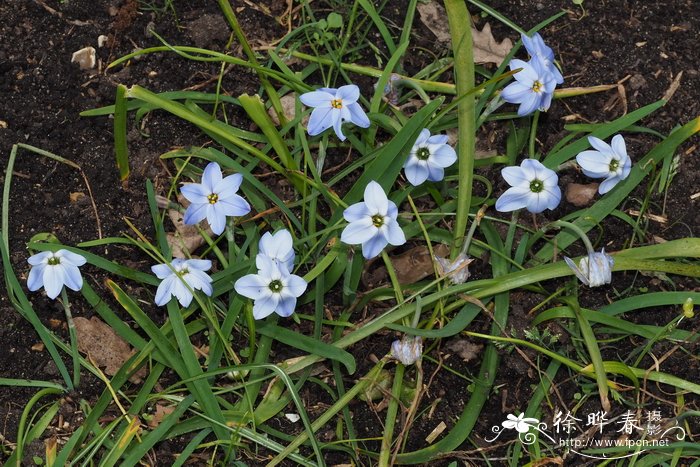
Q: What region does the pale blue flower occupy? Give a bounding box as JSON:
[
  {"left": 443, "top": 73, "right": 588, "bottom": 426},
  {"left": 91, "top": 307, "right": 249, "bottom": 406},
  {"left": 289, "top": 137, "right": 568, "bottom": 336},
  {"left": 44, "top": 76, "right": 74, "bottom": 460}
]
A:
[
  {"left": 501, "top": 58, "right": 557, "bottom": 116},
  {"left": 152, "top": 258, "right": 213, "bottom": 307},
  {"left": 576, "top": 135, "right": 632, "bottom": 194},
  {"left": 256, "top": 229, "right": 295, "bottom": 273},
  {"left": 521, "top": 32, "right": 564, "bottom": 85},
  {"left": 564, "top": 249, "right": 614, "bottom": 287},
  {"left": 495, "top": 159, "right": 561, "bottom": 213},
  {"left": 234, "top": 256, "right": 307, "bottom": 319},
  {"left": 27, "top": 250, "right": 86, "bottom": 299},
  {"left": 181, "top": 162, "right": 251, "bottom": 236},
  {"left": 391, "top": 336, "right": 422, "bottom": 365},
  {"left": 341, "top": 181, "right": 406, "bottom": 259},
  {"left": 299, "top": 84, "right": 370, "bottom": 141},
  {"left": 403, "top": 129, "right": 457, "bottom": 186}
]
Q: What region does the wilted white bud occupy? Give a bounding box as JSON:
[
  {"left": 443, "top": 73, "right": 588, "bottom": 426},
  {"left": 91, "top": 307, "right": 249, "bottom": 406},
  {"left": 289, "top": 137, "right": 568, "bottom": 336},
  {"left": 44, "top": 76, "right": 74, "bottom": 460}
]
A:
[
  {"left": 564, "top": 248, "right": 614, "bottom": 287},
  {"left": 434, "top": 253, "right": 474, "bottom": 285},
  {"left": 390, "top": 335, "right": 422, "bottom": 365}
]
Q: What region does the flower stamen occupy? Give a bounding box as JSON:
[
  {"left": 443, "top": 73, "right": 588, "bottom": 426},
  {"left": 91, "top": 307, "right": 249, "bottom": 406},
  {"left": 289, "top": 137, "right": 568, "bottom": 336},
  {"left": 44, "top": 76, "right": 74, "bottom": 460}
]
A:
[
  {"left": 531, "top": 80, "right": 543, "bottom": 93},
  {"left": 529, "top": 179, "right": 544, "bottom": 193},
  {"left": 331, "top": 99, "right": 343, "bottom": 109},
  {"left": 371, "top": 214, "right": 385, "bottom": 228},
  {"left": 268, "top": 279, "right": 283, "bottom": 293},
  {"left": 416, "top": 147, "right": 430, "bottom": 161},
  {"left": 47, "top": 256, "right": 61, "bottom": 266},
  {"left": 207, "top": 193, "right": 219, "bottom": 204},
  {"left": 609, "top": 159, "right": 620, "bottom": 173}
]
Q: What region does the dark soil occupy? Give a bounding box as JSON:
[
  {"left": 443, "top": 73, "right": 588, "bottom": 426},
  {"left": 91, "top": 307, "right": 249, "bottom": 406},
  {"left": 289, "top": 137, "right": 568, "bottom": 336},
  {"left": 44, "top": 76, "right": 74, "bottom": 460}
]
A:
[{"left": 1, "top": 0, "right": 697, "bottom": 464}]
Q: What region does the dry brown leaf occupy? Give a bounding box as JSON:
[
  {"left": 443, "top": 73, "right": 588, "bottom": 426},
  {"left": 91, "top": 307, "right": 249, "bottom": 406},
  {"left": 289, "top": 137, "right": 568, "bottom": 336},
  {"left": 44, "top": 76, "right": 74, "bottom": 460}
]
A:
[
  {"left": 362, "top": 244, "right": 450, "bottom": 287},
  {"left": 166, "top": 194, "right": 213, "bottom": 257},
  {"left": 417, "top": 2, "right": 512, "bottom": 65},
  {"left": 444, "top": 338, "right": 483, "bottom": 362},
  {"left": 472, "top": 23, "right": 513, "bottom": 66},
  {"left": 267, "top": 94, "right": 298, "bottom": 126},
  {"left": 74, "top": 316, "right": 147, "bottom": 384},
  {"left": 147, "top": 404, "right": 176, "bottom": 428},
  {"left": 416, "top": 2, "right": 451, "bottom": 43}
]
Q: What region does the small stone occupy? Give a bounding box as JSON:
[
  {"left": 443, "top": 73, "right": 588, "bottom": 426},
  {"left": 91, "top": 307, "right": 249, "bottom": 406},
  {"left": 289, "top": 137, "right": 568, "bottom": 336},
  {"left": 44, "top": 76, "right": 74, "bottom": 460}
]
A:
[
  {"left": 565, "top": 182, "right": 599, "bottom": 207},
  {"left": 71, "top": 47, "right": 96, "bottom": 70},
  {"left": 629, "top": 73, "right": 647, "bottom": 90},
  {"left": 97, "top": 35, "right": 109, "bottom": 48}
]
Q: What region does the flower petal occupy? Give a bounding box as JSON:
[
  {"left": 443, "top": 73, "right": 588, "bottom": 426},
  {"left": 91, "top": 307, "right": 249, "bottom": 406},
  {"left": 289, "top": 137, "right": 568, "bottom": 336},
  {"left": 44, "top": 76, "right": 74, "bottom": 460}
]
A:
[
  {"left": 384, "top": 219, "right": 406, "bottom": 246},
  {"left": 42, "top": 265, "right": 66, "bottom": 299},
  {"left": 253, "top": 294, "right": 280, "bottom": 320},
  {"left": 186, "top": 259, "right": 212, "bottom": 271},
  {"left": 151, "top": 263, "right": 174, "bottom": 279},
  {"left": 500, "top": 82, "right": 532, "bottom": 104},
  {"left": 214, "top": 173, "right": 243, "bottom": 198},
  {"left": 611, "top": 134, "right": 627, "bottom": 158},
  {"left": 495, "top": 186, "right": 532, "bottom": 212},
  {"left": 306, "top": 107, "right": 334, "bottom": 136},
  {"left": 299, "top": 90, "right": 334, "bottom": 108},
  {"left": 343, "top": 202, "right": 369, "bottom": 222},
  {"left": 404, "top": 158, "right": 429, "bottom": 186},
  {"left": 215, "top": 195, "right": 251, "bottom": 217},
  {"left": 363, "top": 181, "right": 388, "bottom": 215},
  {"left": 576, "top": 151, "right": 611, "bottom": 178},
  {"left": 183, "top": 202, "right": 209, "bottom": 226},
  {"left": 361, "top": 233, "right": 388, "bottom": 259},
  {"left": 275, "top": 296, "right": 297, "bottom": 317},
  {"left": 510, "top": 59, "right": 537, "bottom": 84},
  {"left": 598, "top": 176, "right": 620, "bottom": 194},
  {"left": 234, "top": 273, "right": 268, "bottom": 300},
  {"left": 59, "top": 250, "right": 87, "bottom": 267},
  {"left": 587, "top": 136, "right": 613, "bottom": 156},
  {"left": 517, "top": 92, "right": 541, "bottom": 117},
  {"left": 154, "top": 275, "right": 176, "bottom": 306},
  {"left": 346, "top": 103, "right": 370, "bottom": 128},
  {"left": 430, "top": 145, "right": 457, "bottom": 167},
  {"left": 414, "top": 128, "right": 430, "bottom": 146},
  {"left": 180, "top": 183, "right": 209, "bottom": 204},
  {"left": 332, "top": 108, "right": 346, "bottom": 140},
  {"left": 543, "top": 185, "right": 562, "bottom": 210},
  {"left": 341, "top": 218, "right": 377, "bottom": 245},
  {"left": 27, "top": 264, "right": 45, "bottom": 291},
  {"left": 426, "top": 163, "right": 445, "bottom": 182},
  {"left": 202, "top": 163, "right": 223, "bottom": 193},
  {"left": 206, "top": 205, "right": 227, "bottom": 235},
  {"left": 285, "top": 274, "right": 308, "bottom": 298},
  {"left": 27, "top": 251, "right": 51, "bottom": 266},
  {"left": 186, "top": 269, "right": 213, "bottom": 296},
  {"left": 336, "top": 84, "right": 360, "bottom": 103},
  {"left": 62, "top": 264, "right": 83, "bottom": 291}
]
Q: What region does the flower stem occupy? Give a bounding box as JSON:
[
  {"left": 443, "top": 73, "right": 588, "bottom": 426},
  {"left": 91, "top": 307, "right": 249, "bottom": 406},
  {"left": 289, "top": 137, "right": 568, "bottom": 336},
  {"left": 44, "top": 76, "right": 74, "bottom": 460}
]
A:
[
  {"left": 547, "top": 220, "right": 595, "bottom": 254},
  {"left": 444, "top": 0, "right": 476, "bottom": 258},
  {"left": 528, "top": 110, "right": 540, "bottom": 159},
  {"left": 61, "top": 288, "right": 80, "bottom": 389},
  {"left": 459, "top": 204, "right": 488, "bottom": 258},
  {"left": 379, "top": 362, "right": 405, "bottom": 467}
]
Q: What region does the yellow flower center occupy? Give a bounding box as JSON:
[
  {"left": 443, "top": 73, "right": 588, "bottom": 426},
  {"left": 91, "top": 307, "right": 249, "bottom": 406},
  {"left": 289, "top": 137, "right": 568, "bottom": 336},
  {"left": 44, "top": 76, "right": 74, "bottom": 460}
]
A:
[
  {"left": 371, "top": 214, "right": 384, "bottom": 228},
  {"left": 609, "top": 159, "right": 620, "bottom": 172},
  {"left": 531, "top": 80, "right": 543, "bottom": 93},
  {"left": 331, "top": 99, "right": 343, "bottom": 109},
  {"left": 207, "top": 193, "right": 219, "bottom": 204}
]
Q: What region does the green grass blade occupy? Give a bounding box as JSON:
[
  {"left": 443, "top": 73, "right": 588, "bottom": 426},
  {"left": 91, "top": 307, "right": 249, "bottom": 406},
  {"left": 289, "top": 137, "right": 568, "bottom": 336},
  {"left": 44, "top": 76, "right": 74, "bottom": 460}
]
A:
[{"left": 114, "top": 84, "right": 129, "bottom": 182}]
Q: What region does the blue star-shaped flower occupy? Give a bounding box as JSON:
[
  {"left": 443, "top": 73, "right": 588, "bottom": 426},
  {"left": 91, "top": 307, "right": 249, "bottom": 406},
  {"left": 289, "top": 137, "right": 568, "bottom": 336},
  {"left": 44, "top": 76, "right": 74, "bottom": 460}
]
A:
[
  {"left": 299, "top": 84, "right": 370, "bottom": 141},
  {"left": 181, "top": 162, "right": 251, "bottom": 235}
]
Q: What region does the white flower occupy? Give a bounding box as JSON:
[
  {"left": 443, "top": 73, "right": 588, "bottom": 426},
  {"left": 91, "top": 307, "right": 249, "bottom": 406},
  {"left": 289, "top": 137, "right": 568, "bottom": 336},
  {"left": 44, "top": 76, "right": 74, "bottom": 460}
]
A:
[
  {"left": 152, "top": 258, "right": 213, "bottom": 307},
  {"left": 434, "top": 253, "right": 474, "bottom": 285},
  {"left": 495, "top": 159, "right": 561, "bottom": 213},
  {"left": 502, "top": 413, "right": 539, "bottom": 434},
  {"left": 234, "top": 256, "right": 307, "bottom": 319},
  {"left": 181, "top": 162, "right": 251, "bottom": 235},
  {"left": 340, "top": 181, "right": 407, "bottom": 259},
  {"left": 299, "top": 84, "right": 371, "bottom": 141},
  {"left": 564, "top": 249, "right": 614, "bottom": 287},
  {"left": 27, "top": 250, "right": 87, "bottom": 299},
  {"left": 501, "top": 58, "right": 557, "bottom": 116},
  {"left": 390, "top": 336, "right": 422, "bottom": 365},
  {"left": 576, "top": 135, "right": 632, "bottom": 194},
  {"left": 521, "top": 32, "right": 564, "bottom": 85},
  {"left": 403, "top": 129, "right": 457, "bottom": 186},
  {"left": 256, "top": 229, "right": 295, "bottom": 273}
]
